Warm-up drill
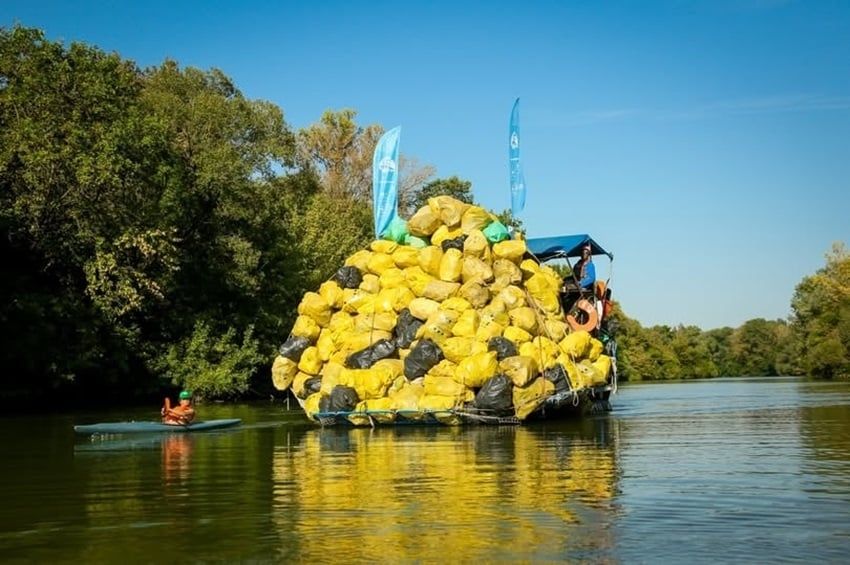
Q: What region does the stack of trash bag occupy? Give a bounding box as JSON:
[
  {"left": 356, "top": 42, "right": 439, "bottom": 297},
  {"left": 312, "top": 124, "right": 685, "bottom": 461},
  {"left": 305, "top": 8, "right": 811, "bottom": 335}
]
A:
[{"left": 270, "top": 195, "right": 613, "bottom": 424}]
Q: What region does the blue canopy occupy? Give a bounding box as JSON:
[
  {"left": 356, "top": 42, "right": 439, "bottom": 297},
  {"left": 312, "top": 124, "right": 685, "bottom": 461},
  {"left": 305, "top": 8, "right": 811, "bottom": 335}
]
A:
[{"left": 526, "top": 234, "right": 613, "bottom": 261}]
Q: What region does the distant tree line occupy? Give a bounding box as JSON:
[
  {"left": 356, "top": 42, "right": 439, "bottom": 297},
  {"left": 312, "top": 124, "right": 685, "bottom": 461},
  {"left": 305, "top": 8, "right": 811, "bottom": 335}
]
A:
[
  {"left": 608, "top": 246, "right": 849, "bottom": 381},
  {"left": 0, "top": 27, "right": 846, "bottom": 406}
]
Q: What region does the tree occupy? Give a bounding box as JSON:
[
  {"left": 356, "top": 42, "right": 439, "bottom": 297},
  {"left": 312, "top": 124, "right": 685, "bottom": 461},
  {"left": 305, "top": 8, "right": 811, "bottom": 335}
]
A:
[
  {"left": 790, "top": 242, "right": 850, "bottom": 378},
  {"left": 297, "top": 109, "right": 381, "bottom": 199}
]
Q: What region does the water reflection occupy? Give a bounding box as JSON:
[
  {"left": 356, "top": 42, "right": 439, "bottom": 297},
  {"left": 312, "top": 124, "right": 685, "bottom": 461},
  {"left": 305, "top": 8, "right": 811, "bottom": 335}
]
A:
[
  {"left": 162, "top": 435, "right": 194, "bottom": 485},
  {"left": 272, "top": 418, "right": 620, "bottom": 561}
]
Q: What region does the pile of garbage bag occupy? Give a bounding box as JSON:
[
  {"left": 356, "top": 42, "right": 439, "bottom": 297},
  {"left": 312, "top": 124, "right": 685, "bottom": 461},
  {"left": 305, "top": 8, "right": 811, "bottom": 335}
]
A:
[{"left": 271, "top": 196, "right": 612, "bottom": 424}]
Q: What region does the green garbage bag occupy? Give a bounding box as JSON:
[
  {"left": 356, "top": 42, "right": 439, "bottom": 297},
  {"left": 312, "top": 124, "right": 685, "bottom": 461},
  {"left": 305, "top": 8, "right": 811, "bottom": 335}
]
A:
[{"left": 483, "top": 220, "right": 510, "bottom": 243}]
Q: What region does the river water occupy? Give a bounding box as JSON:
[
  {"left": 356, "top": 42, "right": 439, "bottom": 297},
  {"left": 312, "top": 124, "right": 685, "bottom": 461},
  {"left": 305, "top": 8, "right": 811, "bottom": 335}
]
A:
[{"left": 1, "top": 377, "right": 849, "bottom": 563}]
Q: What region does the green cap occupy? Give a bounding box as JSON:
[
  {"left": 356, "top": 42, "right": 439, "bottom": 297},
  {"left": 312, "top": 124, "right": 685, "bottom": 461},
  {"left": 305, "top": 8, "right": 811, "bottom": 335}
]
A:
[{"left": 179, "top": 390, "right": 192, "bottom": 400}]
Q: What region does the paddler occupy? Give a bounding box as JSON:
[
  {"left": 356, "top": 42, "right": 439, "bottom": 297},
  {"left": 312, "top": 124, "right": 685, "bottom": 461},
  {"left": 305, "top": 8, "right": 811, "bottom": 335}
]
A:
[{"left": 161, "top": 390, "right": 196, "bottom": 425}]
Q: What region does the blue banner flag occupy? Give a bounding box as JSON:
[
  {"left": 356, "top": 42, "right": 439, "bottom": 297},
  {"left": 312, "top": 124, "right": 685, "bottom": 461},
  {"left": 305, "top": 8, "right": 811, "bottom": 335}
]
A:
[
  {"left": 509, "top": 98, "right": 526, "bottom": 216},
  {"left": 372, "top": 126, "right": 402, "bottom": 238}
]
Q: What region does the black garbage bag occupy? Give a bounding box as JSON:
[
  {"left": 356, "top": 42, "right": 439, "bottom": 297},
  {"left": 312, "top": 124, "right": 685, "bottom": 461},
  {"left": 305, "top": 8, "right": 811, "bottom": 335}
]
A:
[
  {"left": 487, "top": 336, "right": 518, "bottom": 360},
  {"left": 440, "top": 235, "right": 467, "bottom": 252},
  {"left": 394, "top": 309, "right": 424, "bottom": 349},
  {"left": 346, "top": 338, "right": 398, "bottom": 369},
  {"left": 473, "top": 374, "right": 513, "bottom": 411},
  {"left": 403, "top": 339, "right": 444, "bottom": 379},
  {"left": 319, "top": 385, "right": 360, "bottom": 413},
  {"left": 543, "top": 364, "right": 571, "bottom": 393},
  {"left": 332, "top": 266, "right": 363, "bottom": 289},
  {"left": 303, "top": 377, "right": 323, "bottom": 396},
  {"left": 279, "top": 336, "right": 310, "bottom": 362}
]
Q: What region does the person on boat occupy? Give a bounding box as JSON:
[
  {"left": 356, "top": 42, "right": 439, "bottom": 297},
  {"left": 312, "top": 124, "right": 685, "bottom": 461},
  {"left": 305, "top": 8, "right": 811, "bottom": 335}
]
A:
[
  {"left": 573, "top": 243, "right": 596, "bottom": 291},
  {"left": 161, "top": 390, "right": 196, "bottom": 425},
  {"left": 561, "top": 243, "right": 596, "bottom": 312}
]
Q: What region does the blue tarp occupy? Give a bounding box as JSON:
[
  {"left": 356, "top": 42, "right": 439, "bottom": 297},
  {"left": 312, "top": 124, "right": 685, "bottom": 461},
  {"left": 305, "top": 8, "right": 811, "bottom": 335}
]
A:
[{"left": 526, "top": 234, "right": 613, "bottom": 261}]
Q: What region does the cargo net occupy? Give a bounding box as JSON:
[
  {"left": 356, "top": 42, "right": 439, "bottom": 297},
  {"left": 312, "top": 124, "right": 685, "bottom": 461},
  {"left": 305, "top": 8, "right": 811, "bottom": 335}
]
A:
[{"left": 271, "top": 196, "right": 613, "bottom": 426}]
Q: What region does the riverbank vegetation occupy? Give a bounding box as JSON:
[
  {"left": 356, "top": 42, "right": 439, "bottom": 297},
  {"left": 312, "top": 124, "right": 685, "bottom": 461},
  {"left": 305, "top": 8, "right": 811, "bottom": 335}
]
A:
[{"left": 1, "top": 27, "right": 847, "bottom": 405}]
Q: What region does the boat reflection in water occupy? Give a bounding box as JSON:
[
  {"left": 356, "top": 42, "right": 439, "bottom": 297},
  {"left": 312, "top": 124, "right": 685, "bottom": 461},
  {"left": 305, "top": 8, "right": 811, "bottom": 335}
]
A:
[{"left": 272, "top": 417, "right": 620, "bottom": 561}]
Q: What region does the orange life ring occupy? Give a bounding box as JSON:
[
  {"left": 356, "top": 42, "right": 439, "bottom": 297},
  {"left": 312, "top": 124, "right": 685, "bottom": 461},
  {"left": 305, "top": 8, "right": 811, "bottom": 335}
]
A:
[{"left": 567, "top": 298, "right": 598, "bottom": 332}]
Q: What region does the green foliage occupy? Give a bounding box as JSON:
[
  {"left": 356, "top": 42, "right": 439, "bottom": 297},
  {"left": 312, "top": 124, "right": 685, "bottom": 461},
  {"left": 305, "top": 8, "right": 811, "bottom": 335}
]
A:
[
  {"left": 790, "top": 242, "right": 850, "bottom": 378},
  {"left": 158, "top": 321, "right": 263, "bottom": 399},
  {"left": 407, "top": 176, "right": 473, "bottom": 214}
]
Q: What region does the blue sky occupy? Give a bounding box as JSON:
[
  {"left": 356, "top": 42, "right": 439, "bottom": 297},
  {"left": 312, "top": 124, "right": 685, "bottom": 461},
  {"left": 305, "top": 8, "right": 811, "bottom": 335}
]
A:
[{"left": 3, "top": 0, "right": 849, "bottom": 329}]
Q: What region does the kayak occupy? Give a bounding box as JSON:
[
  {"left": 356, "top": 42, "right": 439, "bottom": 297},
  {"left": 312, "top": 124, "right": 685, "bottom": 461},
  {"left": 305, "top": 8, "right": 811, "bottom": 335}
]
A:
[{"left": 73, "top": 418, "right": 242, "bottom": 434}]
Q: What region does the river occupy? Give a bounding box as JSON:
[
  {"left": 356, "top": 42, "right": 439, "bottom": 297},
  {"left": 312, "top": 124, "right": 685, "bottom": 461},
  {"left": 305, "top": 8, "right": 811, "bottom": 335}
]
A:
[{"left": 1, "top": 377, "right": 848, "bottom": 563}]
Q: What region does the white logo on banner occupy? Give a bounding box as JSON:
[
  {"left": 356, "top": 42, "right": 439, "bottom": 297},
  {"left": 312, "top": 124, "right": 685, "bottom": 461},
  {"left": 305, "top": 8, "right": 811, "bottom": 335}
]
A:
[
  {"left": 378, "top": 157, "right": 397, "bottom": 173},
  {"left": 510, "top": 132, "right": 519, "bottom": 150}
]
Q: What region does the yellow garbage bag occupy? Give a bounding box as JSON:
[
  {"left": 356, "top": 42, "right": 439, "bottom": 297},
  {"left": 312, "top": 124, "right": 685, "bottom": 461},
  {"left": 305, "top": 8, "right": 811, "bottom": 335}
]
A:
[
  {"left": 321, "top": 361, "right": 345, "bottom": 382},
  {"left": 403, "top": 266, "right": 434, "bottom": 296},
  {"left": 370, "top": 239, "right": 398, "bottom": 254},
  {"left": 451, "top": 309, "right": 479, "bottom": 338},
  {"left": 343, "top": 368, "right": 393, "bottom": 400},
  {"left": 459, "top": 280, "right": 490, "bottom": 308},
  {"left": 328, "top": 311, "right": 355, "bottom": 343},
  {"left": 428, "top": 195, "right": 469, "bottom": 227},
  {"left": 461, "top": 206, "right": 493, "bottom": 233},
  {"left": 341, "top": 289, "right": 374, "bottom": 314},
  {"left": 345, "top": 249, "right": 373, "bottom": 272},
  {"left": 353, "top": 312, "right": 397, "bottom": 333},
  {"left": 513, "top": 377, "right": 555, "bottom": 420},
  {"left": 417, "top": 246, "right": 443, "bottom": 277},
  {"left": 302, "top": 392, "right": 323, "bottom": 421},
  {"left": 418, "top": 309, "right": 461, "bottom": 344},
  {"left": 408, "top": 205, "right": 442, "bottom": 236},
  {"left": 271, "top": 355, "right": 298, "bottom": 391},
  {"left": 587, "top": 338, "right": 604, "bottom": 362},
  {"left": 298, "top": 292, "right": 331, "bottom": 327},
  {"left": 543, "top": 318, "right": 568, "bottom": 342},
  {"left": 441, "top": 296, "right": 472, "bottom": 312},
  {"left": 422, "top": 280, "right": 461, "bottom": 302},
  {"left": 509, "top": 307, "right": 538, "bottom": 334},
  {"left": 455, "top": 351, "right": 499, "bottom": 388},
  {"left": 500, "top": 355, "right": 539, "bottom": 387},
  {"left": 316, "top": 329, "right": 335, "bottom": 361},
  {"left": 431, "top": 225, "right": 464, "bottom": 247},
  {"left": 367, "top": 253, "right": 395, "bottom": 275},
  {"left": 392, "top": 286, "right": 416, "bottom": 312},
  {"left": 408, "top": 297, "right": 441, "bottom": 320},
  {"left": 493, "top": 259, "right": 523, "bottom": 285},
  {"left": 497, "top": 285, "right": 527, "bottom": 310},
  {"left": 442, "top": 336, "right": 475, "bottom": 363},
  {"left": 475, "top": 320, "right": 505, "bottom": 342},
  {"left": 419, "top": 394, "right": 458, "bottom": 412},
  {"left": 428, "top": 359, "right": 458, "bottom": 379},
  {"left": 439, "top": 248, "right": 464, "bottom": 282},
  {"left": 373, "top": 359, "right": 405, "bottom": 381},
  {"left": 493, "top": 239, "right": 527, "bottom": 263},
  {"left": 291, "top": 315, "right": 321, "bottom": 342},
  {"left": 379, "top": 268, "right": 407, "bottom": 289},
  {"left": 297, "top": 346, "right": 323, "bottom": 375},
  {"left": 319, "top": 280, "right": 344, "bottom": 309},
  {"left": 520, "top": 337, "right": 560, "bottom": 369},
  {"left": 373, "top": 287, "right": 398, "bottom": 314},
  {"left": 560, "top": 330, "right": 592, "bottom": 358},
  {"left": 592, "top": 355, "right": 612, "bottom": 383},
  {"left": 503, "top": 325, "right": 532, "bottom": 344},
  {"left": 424, "top": 375, "right": 471, "bottom": 398},
  {"left": 391, "top": 246, "right": 421, "bottom": 268},
  {"left": 461, "top": 256, "right": 494, "bottom": 284},
  {"left": 359, "top": 273, "right": 381, "bottom": 294},
  {"left": 519, "top": 258, "right": 540, "bottom": 279},
  {"left": 341, "top": 330, "right": 393, "bottom": 354},
  {"left": 390, "top": 383, "right": 425, "bottom": 413},
  {"left": 462, "top": 229, "right": 489, "bottom": 258}
]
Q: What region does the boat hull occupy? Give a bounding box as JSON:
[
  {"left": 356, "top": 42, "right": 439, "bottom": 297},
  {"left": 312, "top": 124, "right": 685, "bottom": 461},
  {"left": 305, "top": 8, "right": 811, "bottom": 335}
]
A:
[{"left": 73, "top": 418, "right": 242, "bottom": 434}]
